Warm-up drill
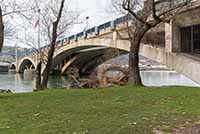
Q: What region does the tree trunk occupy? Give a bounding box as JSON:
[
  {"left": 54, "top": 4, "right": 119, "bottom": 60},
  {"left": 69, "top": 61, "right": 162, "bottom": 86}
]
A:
[
  {"left": 128, "top": 35, "right": 143, "bottom": 85},
  {"left": 40, "top": 0, "right": 66, "bottom": 89},
  {"left": 35, "top": 61, "right": 42, "bottom": 90},
  {"left": 128, "top": 25, "right": 150, "bottom": 86},
  {"left": 41, "top": 38, "right": 56, "bottom": 89},
  {"left": 0, "top": 7, "right": 4, "bottom": 52}
]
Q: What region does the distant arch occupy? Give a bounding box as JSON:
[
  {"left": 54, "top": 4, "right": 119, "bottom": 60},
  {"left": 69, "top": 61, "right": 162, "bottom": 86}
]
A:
[
  {"left": 10, "top": 64, "right": 16, "bottom": 70},
  {"left": 17, "top": 57, "right": 36, "bottom": 73}
]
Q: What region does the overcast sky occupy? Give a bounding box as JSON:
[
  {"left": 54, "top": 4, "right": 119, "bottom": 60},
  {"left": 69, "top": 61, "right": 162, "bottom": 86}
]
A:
[
  {"left": 76, "top": 0, "right": 113, "bottom": 24},
  {"left": 68, "top": 0, "right": 120, "bottom": 34},
  {"left": 5, "top": 0, "right": 122, "bottom": 47}
]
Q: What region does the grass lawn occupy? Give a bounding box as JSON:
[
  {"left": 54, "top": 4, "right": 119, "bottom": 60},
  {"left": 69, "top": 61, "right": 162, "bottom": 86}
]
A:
[{"left": 1, "top": 86, "right": 200, "bottom": 134}]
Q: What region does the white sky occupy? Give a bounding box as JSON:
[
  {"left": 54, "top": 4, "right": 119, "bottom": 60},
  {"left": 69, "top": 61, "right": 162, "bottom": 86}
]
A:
[
  {"left": 70, "top": 0, "right": 119, "bottom": 34},
  {"left": 4, "top": 0, "right": 122, "bottom": 47}
]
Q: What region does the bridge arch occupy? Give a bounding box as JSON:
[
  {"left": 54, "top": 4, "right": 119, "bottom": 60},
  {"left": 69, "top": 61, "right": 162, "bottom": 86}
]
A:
[
  {"left": 17, "top": 57, "right": 36, "bottom": 73},
  {"left": 10, "top": 63, "right": 16, "bottom": 70},
  {"left": 60, "top": 48, "right": 128, "bottom": 75},
  {"left": 52, "top": 38, "right": 130, "bottom": 74}
]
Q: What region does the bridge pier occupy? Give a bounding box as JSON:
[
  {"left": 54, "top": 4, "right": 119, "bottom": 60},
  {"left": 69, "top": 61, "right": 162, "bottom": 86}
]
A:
[
  {"left": 8, "top": 69, "right": 16, "bottom": 74},
  {"left": 24, "top": 69, "right": 36, "bottom": 80}
]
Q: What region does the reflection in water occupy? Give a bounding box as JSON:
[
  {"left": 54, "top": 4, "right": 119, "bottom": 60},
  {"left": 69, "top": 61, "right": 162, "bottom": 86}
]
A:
[
  {"left": 0, "top": 71, "right": 199, "bottom": 93},
  {"left": 141, "top": 71, "right": 200, "bottom": 87},
  {"left": 0, "top": 73, "right": 34, "bottom": 93}
]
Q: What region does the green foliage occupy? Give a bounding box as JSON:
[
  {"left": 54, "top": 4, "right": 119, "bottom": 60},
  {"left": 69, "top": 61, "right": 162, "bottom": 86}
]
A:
[
  {"left": 0, "top": 86, "right": 200, "bottom": 134},
  {"left": 0, "top": 56, "right": 15, "bottom": 63}
]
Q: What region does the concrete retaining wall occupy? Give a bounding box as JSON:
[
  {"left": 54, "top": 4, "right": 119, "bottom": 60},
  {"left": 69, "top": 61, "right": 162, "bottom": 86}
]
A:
[{"left": 140, "top": 44, "right": 200, "bottom": 84}]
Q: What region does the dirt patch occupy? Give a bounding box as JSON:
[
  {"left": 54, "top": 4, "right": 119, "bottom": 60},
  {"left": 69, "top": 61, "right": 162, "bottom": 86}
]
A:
[
  {"left": 173, "top": 122, "right": 200, "bottom": 134},
  {"left": 153, "top": 122, "right": 200, "bottom": 134}
]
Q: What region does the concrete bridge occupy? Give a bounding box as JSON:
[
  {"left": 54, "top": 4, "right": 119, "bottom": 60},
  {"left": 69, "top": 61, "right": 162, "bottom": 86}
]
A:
[{"left": 10, "top": 0, "right": 200, "bottom": 84}]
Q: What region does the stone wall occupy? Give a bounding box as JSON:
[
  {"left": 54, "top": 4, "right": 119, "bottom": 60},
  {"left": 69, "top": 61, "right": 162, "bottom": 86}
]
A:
[{"left": 165, "top": 4, "right": 200, "bottom": 53}]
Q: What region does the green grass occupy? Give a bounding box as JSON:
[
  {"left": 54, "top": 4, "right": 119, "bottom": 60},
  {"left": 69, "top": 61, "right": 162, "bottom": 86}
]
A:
[{"left": 1, "top": 86, "right": 200, "bottom": 134}]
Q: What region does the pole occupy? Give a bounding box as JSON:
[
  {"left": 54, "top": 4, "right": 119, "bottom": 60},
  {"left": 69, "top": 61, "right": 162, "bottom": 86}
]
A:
[
  {"left": 15, "top": 43, "right": 18, "bottom": 63},
  {"left": 15, "top": 42, "right": 18, "bottom": 72},
  {"left": 35, "top": 8, "right": 42, "bottom": 90},
  {"left": 36, "top": 9, "right": 41, "bottom": 66},
  {"left": 84, "top": 16, "right": 89, "bottom": 31},
  {"left": 38, "top": 9, "right": 41, "bottom": 49}
]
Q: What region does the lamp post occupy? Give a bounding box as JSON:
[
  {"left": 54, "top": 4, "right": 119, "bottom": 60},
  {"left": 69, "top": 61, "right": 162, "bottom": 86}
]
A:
[
  {"left": 36, "top": 8, "right": 41, "bottom": 66},
  {"left": 15, "top": 36, "right": 18, "bottom": 64},
  {"left": 38, "top": 9, "right": 41, "bottom": 50},
  {"left": 83, "top": 16, "right": 89, "bottom": 38},
  {"left": 15, "top": 43, "right": 18, "bottom": 63},
  {"left": 84, "top": 16, "right": 89, "bottom": 31}
]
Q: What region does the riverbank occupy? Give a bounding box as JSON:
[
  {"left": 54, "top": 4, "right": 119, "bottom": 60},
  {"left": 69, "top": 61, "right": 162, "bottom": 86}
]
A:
[{"left": 1, "top": 86, "right": 200, "bottom": 134}]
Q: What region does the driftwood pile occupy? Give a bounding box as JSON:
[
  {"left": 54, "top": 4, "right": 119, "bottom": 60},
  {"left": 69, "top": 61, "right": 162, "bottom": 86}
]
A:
[
  {"left": 99, "top": 66, "right": 129, "bottom": 87},
  {"left": 100, "top": 75, "right": 128, "bottom": 87},
  {"left": 67, "top": 66, "right": 129, "bottom": 88},
  {"left": 68, "top": 68, "right": 99, "bottom": 88}
]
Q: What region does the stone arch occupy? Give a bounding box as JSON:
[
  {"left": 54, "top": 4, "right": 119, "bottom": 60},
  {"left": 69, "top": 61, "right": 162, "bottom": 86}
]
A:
[
  {"left": 10, "top": 64, "right": 16, "bottom": 70},
  {"left": 52, "top": 38, "right": 130, "bottom": 72},
  {"left": 54, "top": 47, "right": 128, "bottom": 75},
  {"left": 80, "top": 51, "right": 128, "bottom": 74},
  {"left": 59, "top": 48, "right": 109, "bottom": 75},
  {"left": 52, "top": 45, "right": 103, "bottom": 68},
  {"left": 17, "top": 57, "right": 36, "bottom": 73}
]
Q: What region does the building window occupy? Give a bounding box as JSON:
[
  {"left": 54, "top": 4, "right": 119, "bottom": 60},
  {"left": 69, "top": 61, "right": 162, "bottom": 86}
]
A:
[{"left": 181, "top": 24, "right": 200, "bottom": 54}]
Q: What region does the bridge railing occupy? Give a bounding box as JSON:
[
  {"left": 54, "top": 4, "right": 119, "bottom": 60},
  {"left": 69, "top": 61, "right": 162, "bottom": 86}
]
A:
[
  {"left": 55, "top": 15, "right": 129, "bottom": 47},
  {"left": 23, "top": 15, "right": 130, "bottom": 58}
]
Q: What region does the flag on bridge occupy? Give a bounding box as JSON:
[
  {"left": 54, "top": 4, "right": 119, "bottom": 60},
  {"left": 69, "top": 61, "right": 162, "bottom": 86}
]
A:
[{"left": 34, "top": 20, "right": 39, "bottom": 29}]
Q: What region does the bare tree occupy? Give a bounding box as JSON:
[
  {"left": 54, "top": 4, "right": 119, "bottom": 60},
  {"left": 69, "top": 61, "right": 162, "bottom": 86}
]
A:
[
  {"left": 20, "top": 0, "right": 80, "bottom": 90},
  {"left": 113, "top": 0, "right": 191, "bottom": 85},
  {"left": 0, "top": 6, "right": 4, "bottom": 52},
  {"left": 40, "top": 0, "right": 66, "bottom": 89},
  {"left": 0, "top": 0, "right": 32, "bottom": 52}
]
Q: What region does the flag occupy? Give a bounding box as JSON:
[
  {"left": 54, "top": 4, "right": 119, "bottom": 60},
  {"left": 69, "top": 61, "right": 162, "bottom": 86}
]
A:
[
  {"left": 34, "top": 20, "right": 39, "bottom": 29},
  {"left": 85, "top": 16, "right": 89, "bottom": 20}
]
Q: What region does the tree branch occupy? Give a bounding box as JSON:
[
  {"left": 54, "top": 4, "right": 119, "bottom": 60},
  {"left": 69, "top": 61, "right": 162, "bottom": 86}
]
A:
[{"left": 122, "top": 0, "right": 151, "bottom": 27}]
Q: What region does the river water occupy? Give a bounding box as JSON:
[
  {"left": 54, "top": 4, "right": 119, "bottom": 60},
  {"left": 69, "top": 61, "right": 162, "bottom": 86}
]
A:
[{"left": 0, "top": 71, "right": 199, "bottom": 93}]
